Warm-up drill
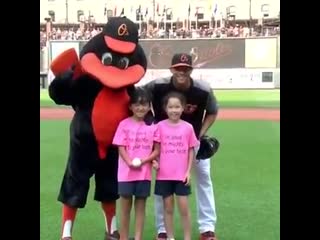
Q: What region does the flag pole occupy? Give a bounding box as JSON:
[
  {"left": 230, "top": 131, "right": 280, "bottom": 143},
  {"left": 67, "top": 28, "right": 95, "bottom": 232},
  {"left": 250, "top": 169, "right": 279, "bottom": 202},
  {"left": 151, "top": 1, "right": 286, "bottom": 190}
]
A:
[
  {"left": 164, "top": 6, "right": 167, "bottom": 30},
  {"left": 156, "top": 3, "right": 159, "bottom": 29},
  {"left": 104, "top": 2, "right": 107, "bottom": 21},
  {"left": 137, "top": 6, "right": 141, "bottom": 34},
  {"left": 145, "top": 8, "right": 148, "bottom": 32},
  {"left": 214, "top": 3, "right": 218, "bottom": 28},
  {"left": 195, "top": 7, "right": 198, "bottom": 30},
  {"left": 157, "top": 15, "right": 159, "bottom": 29},
  {"left": 188, "top": 3, "right": 190, "bottom": 30},
  {"left": 209, "top": 1, "right": 212, "bottom": 29},
  {"left": 152, "top": 0, "right": 155, "bottom": 24},
  {"left": 171, "top": 11, "right": 173, "bottom": 31}
]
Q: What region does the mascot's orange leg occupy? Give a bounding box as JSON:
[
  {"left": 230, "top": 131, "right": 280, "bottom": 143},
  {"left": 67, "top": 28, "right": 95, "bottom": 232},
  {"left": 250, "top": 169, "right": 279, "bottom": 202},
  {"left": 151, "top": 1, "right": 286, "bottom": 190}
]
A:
[
  {"left": 60, "top": 202, "right": 118, "bottom": 240},
  {"left": 61, "top": 204, "right": 78, "bottom": 240},
  {"left": 101, "top": 201, "right": 119, "bottom": 239}
]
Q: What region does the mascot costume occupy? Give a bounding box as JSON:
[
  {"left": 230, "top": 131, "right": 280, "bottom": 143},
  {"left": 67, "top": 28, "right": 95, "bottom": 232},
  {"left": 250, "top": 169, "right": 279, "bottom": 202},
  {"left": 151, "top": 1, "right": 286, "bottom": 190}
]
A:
[{"left": 48, "top": 17, "right": 147, "bottom": 240}]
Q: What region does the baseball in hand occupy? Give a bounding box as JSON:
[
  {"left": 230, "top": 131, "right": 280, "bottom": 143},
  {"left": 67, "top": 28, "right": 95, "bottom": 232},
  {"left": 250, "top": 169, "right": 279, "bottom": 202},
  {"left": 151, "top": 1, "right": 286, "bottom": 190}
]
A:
[{"left": 132, "top": 158, "right": 142, "bottom": 167}]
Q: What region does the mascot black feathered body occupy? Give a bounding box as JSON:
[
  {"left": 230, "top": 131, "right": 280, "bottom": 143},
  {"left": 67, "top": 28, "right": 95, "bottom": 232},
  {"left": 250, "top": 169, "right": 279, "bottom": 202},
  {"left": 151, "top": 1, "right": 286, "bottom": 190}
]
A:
[{"left": 48, "top": 17, "right": 147, "bottom": 240}]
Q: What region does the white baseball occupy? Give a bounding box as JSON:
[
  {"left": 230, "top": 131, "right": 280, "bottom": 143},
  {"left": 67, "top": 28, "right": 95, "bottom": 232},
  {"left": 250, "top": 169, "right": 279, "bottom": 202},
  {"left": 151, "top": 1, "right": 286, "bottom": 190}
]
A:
[{"left": 132, "top": 158, "right": 142, "bottom": 167}]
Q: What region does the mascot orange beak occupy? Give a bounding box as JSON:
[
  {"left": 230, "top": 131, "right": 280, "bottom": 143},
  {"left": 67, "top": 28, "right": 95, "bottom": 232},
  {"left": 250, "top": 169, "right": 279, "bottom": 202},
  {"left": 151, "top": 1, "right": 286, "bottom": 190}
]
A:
[{"left": 80, "top": 36, "right": 145, "bottom": 89}]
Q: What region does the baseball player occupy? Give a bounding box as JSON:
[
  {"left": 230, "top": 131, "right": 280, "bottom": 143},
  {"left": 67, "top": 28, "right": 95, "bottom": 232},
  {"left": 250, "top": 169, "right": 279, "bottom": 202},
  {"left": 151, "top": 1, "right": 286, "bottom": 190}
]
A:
[{"left": 142, "top": 53, "right": 219, "bottom": 240}]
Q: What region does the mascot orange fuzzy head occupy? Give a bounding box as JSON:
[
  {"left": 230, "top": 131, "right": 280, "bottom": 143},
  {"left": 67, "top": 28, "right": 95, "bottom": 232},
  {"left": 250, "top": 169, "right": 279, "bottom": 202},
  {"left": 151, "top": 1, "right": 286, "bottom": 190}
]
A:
[{"left": 51, "top": 16, "right": 147, "bottom": 88}]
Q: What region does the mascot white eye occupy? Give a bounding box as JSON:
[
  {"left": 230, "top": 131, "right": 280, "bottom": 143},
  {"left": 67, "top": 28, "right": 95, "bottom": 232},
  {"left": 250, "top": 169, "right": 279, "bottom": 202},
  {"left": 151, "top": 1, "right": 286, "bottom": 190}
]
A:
[
  {"left": 101, "top": 52, "right": 113, "bottom": 65},
  {"left": 118, "top": 57, "right": 129, "bottom": 69}
]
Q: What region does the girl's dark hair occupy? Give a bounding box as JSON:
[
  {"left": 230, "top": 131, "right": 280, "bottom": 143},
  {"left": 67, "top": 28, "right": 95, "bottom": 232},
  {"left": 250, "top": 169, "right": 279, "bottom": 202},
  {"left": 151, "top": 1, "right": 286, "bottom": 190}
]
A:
[
  {"left": 162, "top": 91, "right": 187, "bottom": 108},
  {"left": 128, "top": 87, "right": 152, "bottom": 105}
]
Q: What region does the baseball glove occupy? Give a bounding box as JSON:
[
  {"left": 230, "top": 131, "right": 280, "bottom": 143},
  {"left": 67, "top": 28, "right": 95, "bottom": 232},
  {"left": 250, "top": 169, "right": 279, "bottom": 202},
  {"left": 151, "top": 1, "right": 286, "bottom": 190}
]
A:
[{"left": 196, "top": 135, "right": 220, "bottom": 160}]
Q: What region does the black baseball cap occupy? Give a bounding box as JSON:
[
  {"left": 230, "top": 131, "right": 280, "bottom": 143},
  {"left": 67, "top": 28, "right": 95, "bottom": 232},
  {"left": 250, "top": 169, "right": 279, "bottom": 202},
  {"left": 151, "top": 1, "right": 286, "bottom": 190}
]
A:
[
  {"left": 170, "top": 53, "right": 193, "bottom": 68},
  {"left": 103, "top": 17, "right": 138, "bottom": 54}
]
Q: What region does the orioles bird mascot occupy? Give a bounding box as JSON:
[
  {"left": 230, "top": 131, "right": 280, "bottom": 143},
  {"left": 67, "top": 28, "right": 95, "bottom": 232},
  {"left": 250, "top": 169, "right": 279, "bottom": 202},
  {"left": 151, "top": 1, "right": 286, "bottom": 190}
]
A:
[{"left": 48, "top": 17, "right": 147, "bottom": 240}]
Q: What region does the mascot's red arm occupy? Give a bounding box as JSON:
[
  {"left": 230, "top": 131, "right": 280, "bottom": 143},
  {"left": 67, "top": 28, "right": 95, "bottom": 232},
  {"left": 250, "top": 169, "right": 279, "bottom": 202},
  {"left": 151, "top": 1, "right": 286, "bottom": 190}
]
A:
[
  {"left": 50, "top": 48, "right": 83, "bottom": 79},
  {"left": 48, "top": 48, "right": 84, "bottom": 106}
]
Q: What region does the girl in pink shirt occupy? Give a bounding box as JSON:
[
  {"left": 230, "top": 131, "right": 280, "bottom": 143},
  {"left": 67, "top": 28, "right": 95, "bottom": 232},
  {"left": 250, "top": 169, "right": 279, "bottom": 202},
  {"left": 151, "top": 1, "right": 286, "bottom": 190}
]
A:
[
  {"left": 112, "top": 88, "right": 160, "bottom": 240},
  {"left": 154, "top": 91, "right": 199, "bottom": 240}
]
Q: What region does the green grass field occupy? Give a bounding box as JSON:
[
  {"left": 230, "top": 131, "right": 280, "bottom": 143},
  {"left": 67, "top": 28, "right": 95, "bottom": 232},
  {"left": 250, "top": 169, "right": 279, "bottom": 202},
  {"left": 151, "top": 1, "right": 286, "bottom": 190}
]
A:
[
  {"left": 40, "top": 89, "right": 280, "bottom": 108},
  {"left": 40, "top": 120, "right": 280, "bottom": 240}
]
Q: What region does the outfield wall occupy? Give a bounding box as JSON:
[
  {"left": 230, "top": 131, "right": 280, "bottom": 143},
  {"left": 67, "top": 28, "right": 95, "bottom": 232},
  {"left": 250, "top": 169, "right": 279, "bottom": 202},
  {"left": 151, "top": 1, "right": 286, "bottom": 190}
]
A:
[{"left": 40, "top": 37, "right": 280, "bottom": 89}]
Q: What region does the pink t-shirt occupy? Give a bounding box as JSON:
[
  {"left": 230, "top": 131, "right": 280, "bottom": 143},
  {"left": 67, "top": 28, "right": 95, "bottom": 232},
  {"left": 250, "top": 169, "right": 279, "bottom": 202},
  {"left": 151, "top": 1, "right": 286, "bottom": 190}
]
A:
[
  {"left": 112, "top": 117, "right": 158, "bottom": 182},
  {"left": 154, "top": 119, "right": 199, "bottom": 181}
]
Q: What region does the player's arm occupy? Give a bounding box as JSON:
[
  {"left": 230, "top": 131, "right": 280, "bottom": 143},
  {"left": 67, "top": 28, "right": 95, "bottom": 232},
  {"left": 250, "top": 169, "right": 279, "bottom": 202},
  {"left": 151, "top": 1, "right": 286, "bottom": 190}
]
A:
[
  {"left": 199, "top": 92, "right": 219, "bottom": 138},
  {"left": 141, "top": 142, "right": 160, "bottom": 164}
]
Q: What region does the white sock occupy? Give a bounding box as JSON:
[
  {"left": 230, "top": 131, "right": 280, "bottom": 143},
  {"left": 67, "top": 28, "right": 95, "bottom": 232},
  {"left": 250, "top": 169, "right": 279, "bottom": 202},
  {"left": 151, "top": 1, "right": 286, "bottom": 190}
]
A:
[
  {"left": 111, "top": 216, "right": 117, "bottom": 233},
  {"left": 62, "top": 220, "right": 72, "bottom": 238},
  {"left": 103, "top": 214, "right": 117, "bottom": 233}
]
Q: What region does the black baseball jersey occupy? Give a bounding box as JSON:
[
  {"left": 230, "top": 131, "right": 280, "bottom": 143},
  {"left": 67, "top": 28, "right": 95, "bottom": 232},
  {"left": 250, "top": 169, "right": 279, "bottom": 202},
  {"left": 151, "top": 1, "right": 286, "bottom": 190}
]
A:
[{"left": 143, "top": 77, "right": 218, "bottom": 137}]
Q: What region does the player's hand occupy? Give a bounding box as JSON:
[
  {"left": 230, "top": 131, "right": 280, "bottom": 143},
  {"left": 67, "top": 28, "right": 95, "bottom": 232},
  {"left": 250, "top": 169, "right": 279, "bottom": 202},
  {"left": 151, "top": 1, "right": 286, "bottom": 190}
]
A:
[
  {"left": 152, "top": 160, "right": 159, "bottom": 170},
  {"left": 184, "top": 172, "right": 191, "bottom": 186}
]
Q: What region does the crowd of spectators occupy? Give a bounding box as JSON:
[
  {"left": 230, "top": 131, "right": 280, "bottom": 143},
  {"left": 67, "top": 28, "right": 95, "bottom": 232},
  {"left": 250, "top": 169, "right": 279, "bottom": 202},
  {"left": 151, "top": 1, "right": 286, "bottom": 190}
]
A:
[{"left": 40, "top": 24, "right": 280, "bottom": 49}]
